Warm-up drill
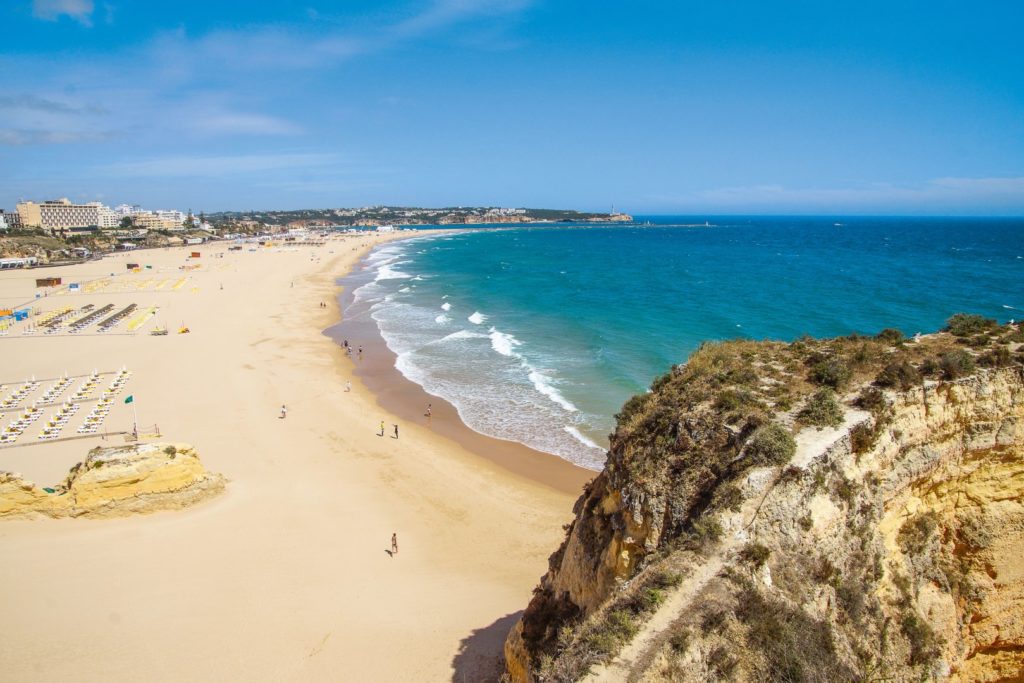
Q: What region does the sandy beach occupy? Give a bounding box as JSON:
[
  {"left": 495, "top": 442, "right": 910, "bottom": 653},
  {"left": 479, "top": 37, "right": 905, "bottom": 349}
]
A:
[{"left": 0, "top": 233, "right": 590, "bottom": 681}]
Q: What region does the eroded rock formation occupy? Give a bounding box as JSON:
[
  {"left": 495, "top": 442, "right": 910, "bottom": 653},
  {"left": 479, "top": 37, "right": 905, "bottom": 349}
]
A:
[
  {"left": 0, "top": 442, "right": 224, "bottom": 519},
  {"left": 506, "top": 321, "right": 1024, "bottom": 682}
]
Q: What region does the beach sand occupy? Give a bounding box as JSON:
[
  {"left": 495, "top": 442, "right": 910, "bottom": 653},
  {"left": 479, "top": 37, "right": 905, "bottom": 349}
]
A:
[{"left": 0, "top": 233, "right": 591, "bottom": 681}]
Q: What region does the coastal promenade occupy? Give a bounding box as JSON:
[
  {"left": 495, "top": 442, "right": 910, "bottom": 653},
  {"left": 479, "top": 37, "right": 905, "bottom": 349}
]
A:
[{"left": 0, "top": 234, "right": 584, "bottom": 681}]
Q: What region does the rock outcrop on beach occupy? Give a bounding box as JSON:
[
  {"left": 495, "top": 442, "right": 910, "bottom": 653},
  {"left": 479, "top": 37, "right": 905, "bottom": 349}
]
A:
[
  {"left": 0, "top": 442, "right": 224, "bottom": 519},
  {"left": 505, "top": 317, "right": 1024, "bottom": 682}
]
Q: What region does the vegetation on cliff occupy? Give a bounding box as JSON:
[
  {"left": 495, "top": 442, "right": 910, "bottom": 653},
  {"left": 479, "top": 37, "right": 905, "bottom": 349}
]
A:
[{"left": 506, "top": 315, "right": 1024, "bottom": 683}]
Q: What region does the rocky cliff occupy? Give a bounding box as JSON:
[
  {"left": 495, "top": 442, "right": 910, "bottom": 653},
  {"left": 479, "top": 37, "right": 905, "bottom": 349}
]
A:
[
  {"left": 506, "top": 317, "right": 1024, "bottom": 682},
  {"left": 0, "top": 442, "right": 224, "bottom": 519}
]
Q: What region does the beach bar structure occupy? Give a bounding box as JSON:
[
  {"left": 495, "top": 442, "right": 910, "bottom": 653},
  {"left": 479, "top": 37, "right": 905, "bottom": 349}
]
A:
[{"left": 35, "top": 276, "right": 62, "bottom": 287}]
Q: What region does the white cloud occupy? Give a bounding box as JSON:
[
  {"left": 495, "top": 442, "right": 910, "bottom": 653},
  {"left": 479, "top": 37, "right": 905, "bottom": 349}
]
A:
[
  {"left": 147, "top": 0, "right": 531, "bottom": 76},
  {"left": 393, "top": 0, "right": 533, "bottom": 37},
  {"left": 0, "top": 128, "right": 113, "bottom": 145},
  {"left": 191, "top": 112, "right": 302, "bottom": 136},
  {"left": 100, "top": 152, "right": 341, "bottom": 177},
  {"left": 32, "top": 0, "right": 94, "bottom": 26},
  {"left": 651, "top": 177, "right": 1024, "bottom": 212}
]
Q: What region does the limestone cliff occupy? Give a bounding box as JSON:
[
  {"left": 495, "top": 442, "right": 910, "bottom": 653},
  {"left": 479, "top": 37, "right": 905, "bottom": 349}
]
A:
[
  {"left": 0, "top": 442, "right": 224, "bottom": 519},
  {"left": 506, "top": 318, "right": 1024, "bottom": 682}
]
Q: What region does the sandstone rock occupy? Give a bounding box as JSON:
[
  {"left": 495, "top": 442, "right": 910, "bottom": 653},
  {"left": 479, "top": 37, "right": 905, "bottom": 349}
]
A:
[
  {"left": 0, "top": 443, "right": 224, "bottom": 519},
  {"left": 505, "top": 332, "right": 1024, "bottom": 683}
]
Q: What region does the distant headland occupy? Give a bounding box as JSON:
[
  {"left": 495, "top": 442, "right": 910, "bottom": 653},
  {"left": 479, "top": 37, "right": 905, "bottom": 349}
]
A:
[{"left": 206, "top": 206, "right": 634, "bottom": 229}]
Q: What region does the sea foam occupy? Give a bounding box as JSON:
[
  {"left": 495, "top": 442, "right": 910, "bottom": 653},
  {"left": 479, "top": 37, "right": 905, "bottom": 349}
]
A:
[
  {"left": 564, "top": 425, "right": 602, "bottom": 450},
  {"left": 468, "top": 311, "right": 487, "bottom": 324},
  {"left": 488, "top": 328, "right": 522, "bottom": 357},
  {"left": 528, "top": 369, "right": 578, "bottom": 412}
]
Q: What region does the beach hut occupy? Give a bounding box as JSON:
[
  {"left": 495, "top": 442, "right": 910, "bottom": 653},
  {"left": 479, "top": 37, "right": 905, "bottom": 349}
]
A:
[{"left": 35, "top": 277, "right": 61, "bottom": 287}]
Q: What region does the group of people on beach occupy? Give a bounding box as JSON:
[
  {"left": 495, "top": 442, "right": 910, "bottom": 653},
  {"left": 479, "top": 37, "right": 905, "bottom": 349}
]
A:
[{"left": 341, "top": 339, "right": 363, "bottom": 358}]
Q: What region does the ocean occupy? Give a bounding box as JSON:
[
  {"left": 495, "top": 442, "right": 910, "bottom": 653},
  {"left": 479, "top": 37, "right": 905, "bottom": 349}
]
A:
[{"left": 343, "top": 216, "right": 1023, "bottom": 470}]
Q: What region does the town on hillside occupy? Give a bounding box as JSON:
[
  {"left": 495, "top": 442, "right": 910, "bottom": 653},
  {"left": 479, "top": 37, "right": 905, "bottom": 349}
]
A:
[{"left": 0, "top": 200, "right": 632, "bottom": 267}]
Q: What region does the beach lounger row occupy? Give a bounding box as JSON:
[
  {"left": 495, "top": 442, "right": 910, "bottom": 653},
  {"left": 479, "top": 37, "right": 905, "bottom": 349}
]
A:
[
  {"left": 105, "top": 369, "right": 131, "bottom": 395},
  {"left": 37, "top": 403, "right": 80, "bottom": 441},
  {"left": 70, "top": 372, "right": 102, "bottom": 402},
  {"left": 1, "top": 403, "right": 45, "bottom": 444},
  {"left": 40, "top": 306, "right": 81, "bottom": 332},
  {"left": 38, "top": 377, "right": 74, "bottom": 404},
  {"left": 78, "top": 398, "right": 114, "bottom": 434},
  {"left": 97, "top": 304, "right": 137, "bottom": 332},
  {"left": 1, "top": 381, "right": 41, "bottom": 409},
  {"left": 66, "top": 304, "right": 115, "bottom": 333}
]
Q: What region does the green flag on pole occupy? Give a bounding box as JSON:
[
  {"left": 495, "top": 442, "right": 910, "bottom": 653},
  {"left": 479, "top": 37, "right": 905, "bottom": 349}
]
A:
[{"left": 124, "top": 395, "right": 134, "bottom": 404}]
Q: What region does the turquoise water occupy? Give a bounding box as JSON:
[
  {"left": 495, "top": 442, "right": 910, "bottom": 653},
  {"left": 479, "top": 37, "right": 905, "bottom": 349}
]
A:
[{"left": 351, "top": 216, "right": 1023, "bottom": 469}]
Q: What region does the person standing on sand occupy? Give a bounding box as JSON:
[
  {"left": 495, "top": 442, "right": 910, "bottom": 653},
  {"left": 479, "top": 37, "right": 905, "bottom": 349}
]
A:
[
  {"left": 393, "top": 424, "right": 399, "bottom": 439},
  {"left": 391, "top": 533, "right": 398, "bottom": 555},
  {"left": 425, "top": 403, "right": 432, "bottom": 418},
  {"left": 379, "top": 420, "right": 385, "bottom": 436},
  {"left": 280, "top": 404, "right": 287, "bottom": 419},
  {"left": 345, "top": 381, "right": 352, "bottom": 392}
]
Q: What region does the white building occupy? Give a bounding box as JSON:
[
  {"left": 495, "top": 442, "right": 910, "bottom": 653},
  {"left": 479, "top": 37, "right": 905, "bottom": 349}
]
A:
[
  {"left": 0, "top": 212, "right": 7, "bottom": 231},
  {"left": 98, "top": 205, "right": 119, "bottom": 228},
  {"left": 156, "top": 210, "right": 185, "bottom": 226},
  {"left": 114, "top": 204, "right": 141, "bottom": 216}
]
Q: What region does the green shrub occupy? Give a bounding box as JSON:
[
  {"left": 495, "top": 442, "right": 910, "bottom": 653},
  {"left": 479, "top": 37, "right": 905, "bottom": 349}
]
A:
[
  {"left": 713, "top": 388, "right": 760, "bottom": 414},
  {"left": 966, "top": 334, "right": 991, "bottom": 348},
  {"left": 797, "top": 389, "right": 844, "bottom": 429},
  {"left": 614, "top": 392, "right": 650, "bottom": 423},
  {"left": 690, "top": 516, "right": 723, "bottom": 550},
  {"left": 739, "top": 542, "right": 771, "bottom": 568},
  {"left": 945, "top": 313, "right": 997, "bottom": 337},
  {"left": 713, "top": 482, "right": 744, "bottom": 512},
  {"left": 850, "top": 421, "right": 879, "bottom": 454},
  {"left": 668, "top": 628, "right": 690, "bottom": 654},
  {"left": 875, "top": 361, "right": 921, "bottom": 390},
  {"left": 707, "top": 645, "right": 738, "bottom": 677},
  {"left": 901, "top": 613, "right": 944, "bottom": 666},
  {"left": 606, "top": 610, "right": 639, "bottom": 641},
  {"left": 897, "top": 513, "right": 938, "bottom": 555},
  {"left": 919, "top": 358, "right": 939, "bottom": 376},
  {"left": 979, "top": 346, "right": 1012, "bottom": 368},
  {"left": 939, "top": 349, "right": 975, "bottom": 380},
  {"left": 650, "top": 570, "right": 684, "bottom": 590},
  {"left": 855, "top": 386, "right": 887, "bottom": 413},
  {"left": 745, "top": 423, "right": 797, "bottom": 466},
  {"left": 735, "top": 582, "right": 855, "bottom": 681},
  {"left": 875, "top": 328, "right": 906, "bottom": 345},
  {"left": 809, "top": 357, "right": 852, "bottom": 389}
]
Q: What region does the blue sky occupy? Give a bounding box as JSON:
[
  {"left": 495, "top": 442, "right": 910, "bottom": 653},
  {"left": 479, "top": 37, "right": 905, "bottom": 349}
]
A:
[{"left": 1, "top": 1, "right": 1023, "bottom": 214}]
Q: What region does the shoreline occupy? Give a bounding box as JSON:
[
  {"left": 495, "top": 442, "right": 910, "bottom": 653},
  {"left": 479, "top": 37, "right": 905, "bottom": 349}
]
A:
[
  {"left": 1, "top": 233, "right": 583, "bottom": 681},
  {"left": 326, "top": 239, "right": 594, "bottom": 496}
]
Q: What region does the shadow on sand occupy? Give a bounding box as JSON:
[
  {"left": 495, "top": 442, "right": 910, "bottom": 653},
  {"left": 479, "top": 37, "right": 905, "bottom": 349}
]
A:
[{"left": 451, "top": 611, "right": 522, "bottom": 682}]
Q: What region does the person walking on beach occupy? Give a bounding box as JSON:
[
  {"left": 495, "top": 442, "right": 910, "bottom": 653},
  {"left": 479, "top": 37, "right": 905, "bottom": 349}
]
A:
[
  {"left": 358, "top": 345, "right": 363, "bottom": 358},
  {"left": 379, "top": 420, "right": 385, "bottom": 436},
  {"left": 391, "top": 533, "right": 398, "bottom": 555},
  {"left": 345, "top": 381, "right": 352, "bottom": 392},
  {"left": 393, "top": 424, "right": 399, "bottom": 439},
  {"left": 425, "top": 403, "right": 432, "bottom": 418},
  {"left": 280, "top": 404, "right": 287, "bottom": 419}
]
